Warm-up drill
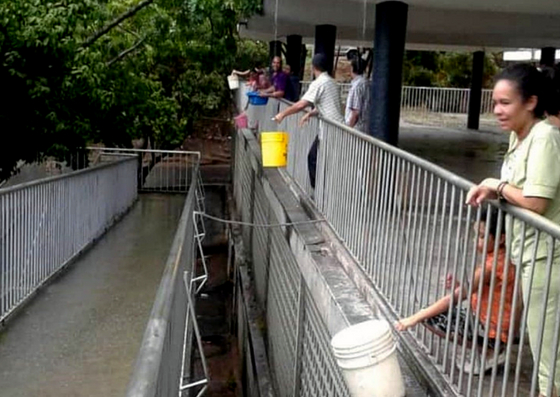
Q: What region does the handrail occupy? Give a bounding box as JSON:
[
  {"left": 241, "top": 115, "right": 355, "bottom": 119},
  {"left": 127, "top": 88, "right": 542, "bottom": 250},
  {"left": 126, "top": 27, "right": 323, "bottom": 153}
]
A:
[
  {"left": 243, "top": 88, "right": 560, "bottom": 395},
  {"left": 87, "top": 146, "right": 201, "bottom": 160},
  {"left": 0, "top": 156, "right": 136, "bottom": 195},
  {"left": 277, "top": 96, "right": 560, "bottom": 240},
  {"left": 300, "top": 81, "right": 493, "bottom": 92},
  {"left": 125, "top": 166, "right": 198, "bottom": 396}
]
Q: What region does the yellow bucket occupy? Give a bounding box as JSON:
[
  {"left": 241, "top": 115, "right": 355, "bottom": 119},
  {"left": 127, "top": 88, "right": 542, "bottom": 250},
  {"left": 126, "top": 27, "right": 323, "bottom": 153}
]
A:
[{"left": 260, "top": 132, "right": 289, "bottom": 167}]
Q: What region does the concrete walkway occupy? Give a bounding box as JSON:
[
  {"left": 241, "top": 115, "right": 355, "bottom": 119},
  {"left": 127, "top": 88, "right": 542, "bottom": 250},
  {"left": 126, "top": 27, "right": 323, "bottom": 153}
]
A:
[
  {"left": 0, "top": 194, "right": 185, "bottom": 397},
  {"left": 400, "top": 123, "right": 509, "bottom": 184}
]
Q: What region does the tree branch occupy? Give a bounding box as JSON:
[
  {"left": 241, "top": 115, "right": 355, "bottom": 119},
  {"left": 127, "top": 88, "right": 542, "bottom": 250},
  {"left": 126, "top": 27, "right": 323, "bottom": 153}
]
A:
[
  {"left": 106, "top": 38, "right": 146, "bottom": 67},
  {"left": 82, "top": 0, "right": 154, "bottom": 49},
  {"left": 117, "top": 25, "right": 142, "bottom": 40}
]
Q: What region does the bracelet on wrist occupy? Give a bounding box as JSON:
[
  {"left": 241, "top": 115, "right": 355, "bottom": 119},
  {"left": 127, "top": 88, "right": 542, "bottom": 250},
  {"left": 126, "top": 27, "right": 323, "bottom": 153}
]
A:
[{"left": 497, "top": 181, "right": 508, "bottom": 200}]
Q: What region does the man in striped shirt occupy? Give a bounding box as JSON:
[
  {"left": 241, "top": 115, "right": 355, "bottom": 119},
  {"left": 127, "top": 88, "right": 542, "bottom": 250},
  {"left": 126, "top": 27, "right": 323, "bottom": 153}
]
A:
[
  {"left": 273, "top": 53, "right": 343, "bottom": 189},
  {"left": 345, "top": 57, "right": 369, "bottom": 133}
]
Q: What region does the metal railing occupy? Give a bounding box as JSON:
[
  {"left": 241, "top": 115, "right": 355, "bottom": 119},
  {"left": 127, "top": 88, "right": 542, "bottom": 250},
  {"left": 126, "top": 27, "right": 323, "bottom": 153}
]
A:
[
  {"left": 233, "top": 127, "right": 351, "bottom": 397},
  {"left": 88, "top": 147, "right": 201, "bottom": 193},
  {"left": 0, "top": 157, "right": 138, "bottom": 322},
  {"left": 300, "top": 81, "right": 495, "bottom": 129},
  {"left": 245, "top": 96, "right": 560, "bottom": 397},
  {"left": 126, "top": 162, "right": 210, "bottom": 397}
]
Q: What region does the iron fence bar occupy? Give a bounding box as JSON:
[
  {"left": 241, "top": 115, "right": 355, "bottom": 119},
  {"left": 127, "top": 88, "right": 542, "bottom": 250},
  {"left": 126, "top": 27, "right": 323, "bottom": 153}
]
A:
[
  {"left": 238, "top": 93, "right": 560, "bottom": 396},
  {"left": 0, "top": 158, "right": 137, "bottom": 323}
]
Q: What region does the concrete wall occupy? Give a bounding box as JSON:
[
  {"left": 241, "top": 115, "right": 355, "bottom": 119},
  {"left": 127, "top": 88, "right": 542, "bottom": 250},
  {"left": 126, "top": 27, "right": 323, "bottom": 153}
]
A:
[{"left": 231, "top": 128, "right": 437, "bottom": 396}]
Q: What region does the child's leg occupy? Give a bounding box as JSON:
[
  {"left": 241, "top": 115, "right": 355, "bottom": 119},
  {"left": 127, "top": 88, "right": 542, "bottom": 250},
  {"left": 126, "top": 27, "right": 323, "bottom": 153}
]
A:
[{"left": 423, "top": 307, "right": 470, "bottom": 345}]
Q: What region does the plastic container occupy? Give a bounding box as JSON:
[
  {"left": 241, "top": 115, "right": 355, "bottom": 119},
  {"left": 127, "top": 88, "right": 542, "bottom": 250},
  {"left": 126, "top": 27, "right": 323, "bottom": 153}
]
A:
[
  {"left": 228, "top": 75, "right": 240, "bottom": 90},
  {"left": 260, "top": 132, "right": 289, "bottom": 167},
  {"left": 234, "top": 113, "right": 248, "bottom": 129},
  {"left": 331, "top": 320, "right": 405, "bottom": 397},
  {"left": 247, "top": 91, "right": 269, "bottom": 106}
]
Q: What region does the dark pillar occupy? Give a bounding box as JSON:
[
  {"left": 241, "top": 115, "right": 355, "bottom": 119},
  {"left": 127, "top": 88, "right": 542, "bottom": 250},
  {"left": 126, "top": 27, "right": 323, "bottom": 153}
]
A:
[
  {"left": 299, "top": 44, "right": 308, "bottom": 80},
  {"left": 269, "top": 40, "right": 283, "bottom": 63},
  {"left": 369, "top": 1, "right": 408, "bottom": 145},
  {"left": 541, "top": 47, "right": 556, "bottom": 67},
  {"left": 286, "top": 35, "right": 303, "bottom": 77},
  {"left": 467, "top": 51, "right": 484, "bottom": 130},
  {"left": 314, "top": 25, "right": 337, "bottom": 76}
]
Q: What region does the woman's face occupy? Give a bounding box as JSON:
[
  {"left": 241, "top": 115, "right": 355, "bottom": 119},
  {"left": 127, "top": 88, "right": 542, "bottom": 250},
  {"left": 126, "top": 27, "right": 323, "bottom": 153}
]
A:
[{"left": 493, "top": 79, "right": 537, "bottom": 133}]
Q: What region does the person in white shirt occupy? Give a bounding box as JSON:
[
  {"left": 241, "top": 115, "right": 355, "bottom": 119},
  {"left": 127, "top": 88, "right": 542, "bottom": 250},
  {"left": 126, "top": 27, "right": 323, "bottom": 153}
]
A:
[
  {"left": 273, "top": 53, "right": 343, "bottom": 189},
  {"left": 345, "top": 57, "right": 369, "bottom": 132}
]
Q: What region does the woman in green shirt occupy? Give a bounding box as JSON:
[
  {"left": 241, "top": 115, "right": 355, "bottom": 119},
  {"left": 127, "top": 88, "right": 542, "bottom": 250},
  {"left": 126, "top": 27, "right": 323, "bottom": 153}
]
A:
[{"left": 467, "top": 64, "right": 560, "bottom": 397}]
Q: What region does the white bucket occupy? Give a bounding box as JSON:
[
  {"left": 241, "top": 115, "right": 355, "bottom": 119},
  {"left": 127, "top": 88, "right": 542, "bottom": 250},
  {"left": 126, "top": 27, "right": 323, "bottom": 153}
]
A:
[
  {"left": 228, "top": 75, "right": 240, "bottom": 90},
  {"left": 331, "top": 320, "right": 405, "bottom": 397}
]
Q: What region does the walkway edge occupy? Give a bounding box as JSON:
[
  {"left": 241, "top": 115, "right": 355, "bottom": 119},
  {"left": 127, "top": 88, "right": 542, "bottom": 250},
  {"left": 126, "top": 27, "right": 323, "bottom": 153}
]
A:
[{"left": 0, "top": 196, "right": 139, "bottom": 329}]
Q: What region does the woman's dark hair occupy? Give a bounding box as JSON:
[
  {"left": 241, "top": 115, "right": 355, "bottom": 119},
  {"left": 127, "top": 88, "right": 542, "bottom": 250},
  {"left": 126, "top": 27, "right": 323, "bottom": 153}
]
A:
[
  {"left": 351, "top": 58, "right": 365, "bottom": 75},
  {"left": 495, "top": 63, "right": 548, "bottom": 118},
  {"left": 481, "top": 207, "right": 505, "bottom": 239}
]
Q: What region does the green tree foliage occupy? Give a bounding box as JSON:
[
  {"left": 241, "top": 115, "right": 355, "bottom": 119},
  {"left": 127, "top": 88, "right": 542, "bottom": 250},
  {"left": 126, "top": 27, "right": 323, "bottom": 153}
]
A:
[
  {"left": 0, "top": 0, "right": 266, "bottom": 181},
  {"left": 402, "top": 50, "right": 500, "bottom": 89}
]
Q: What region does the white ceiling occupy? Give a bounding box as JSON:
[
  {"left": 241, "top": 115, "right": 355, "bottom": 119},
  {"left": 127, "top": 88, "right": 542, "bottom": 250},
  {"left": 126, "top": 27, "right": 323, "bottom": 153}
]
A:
[{"left": 241, "top": 0, "right": 560, "bottom": 51}]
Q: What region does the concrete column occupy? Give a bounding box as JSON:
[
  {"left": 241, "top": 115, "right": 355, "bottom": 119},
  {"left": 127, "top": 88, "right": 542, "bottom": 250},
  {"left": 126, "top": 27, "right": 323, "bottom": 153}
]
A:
[
  {"left": 269, "top": 40, "right": 283, "bottom": 63},
  {"left": 467, "top": 51, "right": 484, "bottom": 130},
  {"left": 299, "top": 44, "right": 308, "bottom": 80},
  {"left": 314, "top": 25, "right": 337, "bottom": 76},
  {"left": 286, "top": 35, "right": 303, "bottom": 77},
  {"left": 541, "top": 47, "right": 556, "bottom": 67},
  {"left": 369, "top": 1, "right": 408, "bottom": 145}
]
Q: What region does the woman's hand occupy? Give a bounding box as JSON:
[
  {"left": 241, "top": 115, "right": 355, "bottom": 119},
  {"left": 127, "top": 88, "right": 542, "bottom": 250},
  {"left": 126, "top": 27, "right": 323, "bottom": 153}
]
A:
[{"left": 466, "top": 178, "right": 501, "bottom": 206}]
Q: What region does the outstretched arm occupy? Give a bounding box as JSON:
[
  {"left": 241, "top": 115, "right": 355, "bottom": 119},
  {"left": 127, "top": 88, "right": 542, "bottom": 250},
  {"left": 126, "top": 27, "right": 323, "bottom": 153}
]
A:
[
  {"left": 232, "top": 69, "right": 250, "bottom": 77},
  {"left": 395, "top": 267, "right": 487, "bottom": 331},
  {"left": 273, "top": 100, "right": 311, "bottom": 123}
]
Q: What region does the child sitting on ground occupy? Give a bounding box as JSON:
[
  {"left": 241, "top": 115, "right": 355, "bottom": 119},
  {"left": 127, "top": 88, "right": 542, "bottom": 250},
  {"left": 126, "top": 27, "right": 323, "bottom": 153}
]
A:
[{"left": 396, "top": 208, "right": 520, "bottom": 373}]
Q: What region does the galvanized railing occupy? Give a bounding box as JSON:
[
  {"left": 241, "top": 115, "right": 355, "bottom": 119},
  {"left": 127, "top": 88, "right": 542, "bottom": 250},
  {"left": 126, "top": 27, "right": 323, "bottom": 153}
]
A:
[
  {"left": 300, "top": 81, "right": 495, "bottom": 129},
  {"left": 233, "top": 127, "right": 352, "bottom": 397},
  {"left": 88, "top": 147, "right": 200, "bottom": 193},
  {"left": 0, "top": 157, "right": 138, "bottom": 322},
  {"left": 246, "top": 96, "right": 560, "bottom": 397},
  {"left": 126, "top": 160, "right": 210, "bottom": 397}
]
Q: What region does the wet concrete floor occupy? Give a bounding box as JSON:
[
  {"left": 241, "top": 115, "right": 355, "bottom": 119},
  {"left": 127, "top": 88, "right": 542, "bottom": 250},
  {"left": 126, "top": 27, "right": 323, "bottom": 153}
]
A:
[
  {"left": 0, "top": 194, "right": 185, "bottom": 397},
  {"left": 400, "top": 123, "right": 510, "bottom": 184}
]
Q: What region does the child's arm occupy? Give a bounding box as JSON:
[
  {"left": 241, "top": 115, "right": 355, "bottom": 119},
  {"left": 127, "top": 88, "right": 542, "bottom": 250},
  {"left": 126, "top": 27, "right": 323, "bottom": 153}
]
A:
[
  {"left": 232, "top": 69, "right": 251, "bottom": 77},
  {"left": 395, "top": 267, "right": 488, "bottom": 331}
]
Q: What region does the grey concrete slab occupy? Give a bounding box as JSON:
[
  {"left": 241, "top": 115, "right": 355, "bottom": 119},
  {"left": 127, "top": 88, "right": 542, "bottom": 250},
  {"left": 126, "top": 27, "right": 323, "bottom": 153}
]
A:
[
  {"left": 400, "top": 123, "right": 510, "bottom": 184},
  {"left": 0, "top": 194, "right": 185, "bottom": 397}
]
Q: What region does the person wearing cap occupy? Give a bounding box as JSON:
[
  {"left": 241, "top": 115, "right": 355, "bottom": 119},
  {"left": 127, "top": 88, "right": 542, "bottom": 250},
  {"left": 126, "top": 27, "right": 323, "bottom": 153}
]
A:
[{"left": 273, "top": 53, "right": 343, "bottom": 189}]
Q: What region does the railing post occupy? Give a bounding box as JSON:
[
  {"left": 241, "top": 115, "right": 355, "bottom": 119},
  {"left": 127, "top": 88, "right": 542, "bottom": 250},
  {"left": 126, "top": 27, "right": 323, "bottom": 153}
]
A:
[{"left": 292, "top": 275, "right": 306, "bottom": 397}]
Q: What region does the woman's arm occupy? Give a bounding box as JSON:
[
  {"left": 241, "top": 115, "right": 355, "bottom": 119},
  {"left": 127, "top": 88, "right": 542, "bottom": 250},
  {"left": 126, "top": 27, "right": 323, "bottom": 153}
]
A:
[
  {"left": 466, "top": 178, "right": 550, "bottom": 215},
  {"left": 499, "top": 183, "right": 550, "bottom": 214},
  {"left": 232, "top": 69, "right": 250, "bottom": 77}
]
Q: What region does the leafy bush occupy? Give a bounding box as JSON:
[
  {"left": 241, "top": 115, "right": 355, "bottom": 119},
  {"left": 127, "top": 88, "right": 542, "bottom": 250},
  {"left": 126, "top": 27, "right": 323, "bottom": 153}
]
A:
[{"left": 0, "top": 0, "right": 265, "bottom": 181}]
